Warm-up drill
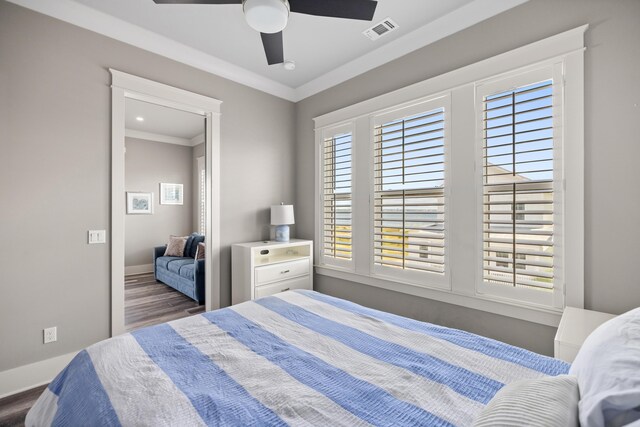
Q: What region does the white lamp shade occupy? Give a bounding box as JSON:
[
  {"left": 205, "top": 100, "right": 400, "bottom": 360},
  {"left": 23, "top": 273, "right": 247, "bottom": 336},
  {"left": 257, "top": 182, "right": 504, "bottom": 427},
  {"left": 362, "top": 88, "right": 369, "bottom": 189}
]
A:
[
  {"left": 243, "top": 0, "right": 289, "bottom": 34},
  {"left": 271, "top": 204, "right": 294, "bottom": 225}
]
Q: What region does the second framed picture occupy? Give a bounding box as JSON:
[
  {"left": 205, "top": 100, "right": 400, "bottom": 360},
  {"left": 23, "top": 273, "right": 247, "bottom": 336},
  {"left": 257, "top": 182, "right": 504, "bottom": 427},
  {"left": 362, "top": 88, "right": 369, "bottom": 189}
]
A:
[{"left": 160, "top": 183, "right": 183, "bottom": 205}]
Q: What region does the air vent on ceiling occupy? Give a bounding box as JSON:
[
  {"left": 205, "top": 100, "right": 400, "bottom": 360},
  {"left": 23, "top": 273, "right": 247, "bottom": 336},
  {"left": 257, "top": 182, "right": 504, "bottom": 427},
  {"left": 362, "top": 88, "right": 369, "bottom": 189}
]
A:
[{"left": 363, "top": 18, "right": 399, "bottom": 41}]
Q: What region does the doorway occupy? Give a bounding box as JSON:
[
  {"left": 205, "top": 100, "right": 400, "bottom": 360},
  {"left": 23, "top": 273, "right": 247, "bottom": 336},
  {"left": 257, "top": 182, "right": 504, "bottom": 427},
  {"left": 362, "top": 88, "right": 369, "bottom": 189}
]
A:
[
  {"left": 111, "top": 70, "right": 221, "bottom": 336},
  {"left": 123, "top": 98, "right": 206, "bottom": 331}
]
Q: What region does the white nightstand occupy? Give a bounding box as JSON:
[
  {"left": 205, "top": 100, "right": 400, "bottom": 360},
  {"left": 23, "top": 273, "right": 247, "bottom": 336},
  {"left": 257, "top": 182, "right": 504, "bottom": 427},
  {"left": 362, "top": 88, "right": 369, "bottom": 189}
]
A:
[
  {"left": 554, "top": 307, "right": 616, "bottom": 363},
  {"left": 231, "top": 239, "right": 313, "bottom": 305}
]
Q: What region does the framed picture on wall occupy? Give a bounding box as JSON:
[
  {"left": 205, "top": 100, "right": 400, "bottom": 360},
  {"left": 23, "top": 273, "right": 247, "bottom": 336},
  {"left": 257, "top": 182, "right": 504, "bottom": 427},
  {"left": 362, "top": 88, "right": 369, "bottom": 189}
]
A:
[
  {"left": 160, "top": 183, "right": 183, "bottom": 205},
  {"left": 126, "top": 192, "right": 153, "bottom": 214}
]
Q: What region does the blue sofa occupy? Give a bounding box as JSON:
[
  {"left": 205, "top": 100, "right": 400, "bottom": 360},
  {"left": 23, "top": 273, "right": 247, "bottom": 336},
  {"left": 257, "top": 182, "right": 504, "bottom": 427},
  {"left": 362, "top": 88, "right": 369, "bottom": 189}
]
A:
[{"left": 153, "top": 233, "right": 205, "bottom": 304}]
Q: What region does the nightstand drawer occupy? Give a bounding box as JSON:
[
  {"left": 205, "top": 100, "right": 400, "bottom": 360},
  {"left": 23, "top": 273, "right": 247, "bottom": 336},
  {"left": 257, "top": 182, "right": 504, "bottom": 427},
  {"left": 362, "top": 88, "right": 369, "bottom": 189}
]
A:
[
  {"left": 255, "top": 259, "right": 309, "bottom": 285},
  {"left": 255, "top": 276, "right": 310, "bottom": 299}
]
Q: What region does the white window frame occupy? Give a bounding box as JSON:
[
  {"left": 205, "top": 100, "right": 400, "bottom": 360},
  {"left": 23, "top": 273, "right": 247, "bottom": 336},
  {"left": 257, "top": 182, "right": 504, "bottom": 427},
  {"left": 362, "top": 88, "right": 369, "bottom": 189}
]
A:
[
  {"left": 313, "top": 25, "right": 585, "bottom": 327},
  {"left": 370, "top": 96, "right": 451, "bottom": 289},
  {"left": 475, "top": 65, "right": 564, "bottom": 310},
  {"left": 476, "top": 65, "right": 565, "bottom": 309},
  {"left": 316, "top": 122, "right": 356, "bottom": 272}
]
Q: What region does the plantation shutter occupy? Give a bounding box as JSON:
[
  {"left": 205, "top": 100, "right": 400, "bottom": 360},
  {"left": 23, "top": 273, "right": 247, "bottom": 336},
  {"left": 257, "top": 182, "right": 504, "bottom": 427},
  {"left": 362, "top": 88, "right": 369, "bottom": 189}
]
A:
[
  {"left": 321, "top": 131, "right": 353, "bottom": 266},
  {"left": 373, "top": 102, "right": 448, "bottom": 285},
  {"left": 482, "top": 79, "right": 555, "bottom": 292},
  {"left": 199, "top": 167, "right": 206, "bottom": 235}
]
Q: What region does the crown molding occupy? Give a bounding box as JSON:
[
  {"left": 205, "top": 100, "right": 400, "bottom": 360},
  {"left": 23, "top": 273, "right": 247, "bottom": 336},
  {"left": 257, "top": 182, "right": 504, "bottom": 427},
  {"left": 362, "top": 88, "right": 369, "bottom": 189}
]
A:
[
  {"left": 125, "top": 129, "right": 200, "bottom": 147},
  {"left": 8, "top": 0, "right": 528, "bottom": 103},
  {"left": 191, "top": 133, "right": 206, "bottom": 146}
]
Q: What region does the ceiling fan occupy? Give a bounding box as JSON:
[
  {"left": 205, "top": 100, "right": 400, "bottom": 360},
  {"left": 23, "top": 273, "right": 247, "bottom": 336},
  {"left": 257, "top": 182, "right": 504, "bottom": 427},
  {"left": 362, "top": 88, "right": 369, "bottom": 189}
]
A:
[{"left": 152, "top": 0, "right": 378, "bottom": 66}]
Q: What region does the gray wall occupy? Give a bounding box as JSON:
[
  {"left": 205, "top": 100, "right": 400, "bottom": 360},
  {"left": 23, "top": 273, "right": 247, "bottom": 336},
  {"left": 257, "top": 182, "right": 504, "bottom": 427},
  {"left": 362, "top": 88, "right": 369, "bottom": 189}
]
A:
[
  {"left": 0, "top": 1, "right": 295, "bottom": 371},
  {"left": 124, "top": 137, "right": 194, "bottom": 268},
  {"left": 295, "top": 0, "right": 640, "bottom": 356}
]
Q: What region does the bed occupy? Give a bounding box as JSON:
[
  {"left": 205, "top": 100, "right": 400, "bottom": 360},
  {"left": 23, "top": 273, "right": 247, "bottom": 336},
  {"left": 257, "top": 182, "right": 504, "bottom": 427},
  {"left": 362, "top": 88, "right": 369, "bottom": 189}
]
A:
[{"left": 26, "top": 290, "right": 569, "bottom": 426}]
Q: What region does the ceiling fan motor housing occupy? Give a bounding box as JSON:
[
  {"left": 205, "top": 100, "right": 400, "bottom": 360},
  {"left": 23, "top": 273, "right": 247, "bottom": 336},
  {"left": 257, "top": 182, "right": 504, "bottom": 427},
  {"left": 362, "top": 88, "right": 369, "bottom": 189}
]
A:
[{"left": 243, "top": 0, "right": 290, "bottom": 34}]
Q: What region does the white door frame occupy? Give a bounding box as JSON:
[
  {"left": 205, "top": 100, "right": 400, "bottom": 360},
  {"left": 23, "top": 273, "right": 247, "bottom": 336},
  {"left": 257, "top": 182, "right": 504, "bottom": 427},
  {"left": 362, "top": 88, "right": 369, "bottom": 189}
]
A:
[{"left": 110, "top": 69, "right": 222, "bottom": 336}]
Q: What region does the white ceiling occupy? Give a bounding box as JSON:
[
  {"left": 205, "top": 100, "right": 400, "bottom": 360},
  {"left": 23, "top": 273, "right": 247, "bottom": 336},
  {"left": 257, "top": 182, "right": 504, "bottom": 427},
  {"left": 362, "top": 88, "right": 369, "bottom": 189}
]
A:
[
  {"left": 125, "top": 98, "right": 204, "bottom": 145},
  {"left": 71, "top": 0, "right": 473, "bottom": 88},
  {"left": 8, "top": 0, "right": 527, "bottom": 101}
]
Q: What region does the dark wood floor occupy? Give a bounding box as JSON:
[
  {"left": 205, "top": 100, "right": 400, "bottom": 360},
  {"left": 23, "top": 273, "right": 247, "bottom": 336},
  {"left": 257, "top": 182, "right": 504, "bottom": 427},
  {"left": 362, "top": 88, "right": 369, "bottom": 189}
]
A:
[
  {"left": 125, "top": 272, "right": 205, "bottom": 332},
  {"left": 0, "top": 274, "right": 205, "bottom": 426},
  {"left": 0, "top": 384, "right": 47, "bottom": 427}
]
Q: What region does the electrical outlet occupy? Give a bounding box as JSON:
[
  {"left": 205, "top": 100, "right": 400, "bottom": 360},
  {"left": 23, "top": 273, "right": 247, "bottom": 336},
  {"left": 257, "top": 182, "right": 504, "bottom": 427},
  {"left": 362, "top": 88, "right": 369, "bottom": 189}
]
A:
[{"left": 44, "top": 327, "right": 57, "bottom": 344}]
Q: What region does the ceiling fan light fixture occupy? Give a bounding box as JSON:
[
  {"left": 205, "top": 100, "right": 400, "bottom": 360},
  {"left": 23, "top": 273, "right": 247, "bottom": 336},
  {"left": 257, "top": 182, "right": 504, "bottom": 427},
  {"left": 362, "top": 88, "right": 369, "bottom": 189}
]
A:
[{"left": 243, "top": 0, "right": 289, "bottom": 34}]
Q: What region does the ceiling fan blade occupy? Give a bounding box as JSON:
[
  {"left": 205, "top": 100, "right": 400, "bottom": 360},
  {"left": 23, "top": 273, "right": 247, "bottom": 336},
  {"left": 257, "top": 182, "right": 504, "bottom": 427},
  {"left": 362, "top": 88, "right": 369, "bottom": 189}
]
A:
[
  {"left": 289, "top": 0, "right": 377, "bottom": 21},
  {"left": 261, "top": 32, "right": 284, "bottom": 65},
  {"left": 152, "top": 0, "right": 241, "bottom": 4}
]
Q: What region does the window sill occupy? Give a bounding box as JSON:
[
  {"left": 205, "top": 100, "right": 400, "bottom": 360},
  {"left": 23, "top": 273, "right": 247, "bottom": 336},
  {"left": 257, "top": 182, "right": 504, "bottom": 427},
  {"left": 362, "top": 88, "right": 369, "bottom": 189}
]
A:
[{"left": 314, "top": 265, "right": 563, "bottom": 327}]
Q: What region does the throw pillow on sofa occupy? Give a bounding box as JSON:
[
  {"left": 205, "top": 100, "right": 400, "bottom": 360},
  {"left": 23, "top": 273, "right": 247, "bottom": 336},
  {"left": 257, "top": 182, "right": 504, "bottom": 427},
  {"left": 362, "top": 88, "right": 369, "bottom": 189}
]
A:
[
  {"left": 184, "top": 232, "right": 205, "bottom": 258},
  {"left": 195, "top": 242, "right": 205, "bottom": 260},
  {"left": 164, "top": 235, "right": 187, "bottom": 257}
]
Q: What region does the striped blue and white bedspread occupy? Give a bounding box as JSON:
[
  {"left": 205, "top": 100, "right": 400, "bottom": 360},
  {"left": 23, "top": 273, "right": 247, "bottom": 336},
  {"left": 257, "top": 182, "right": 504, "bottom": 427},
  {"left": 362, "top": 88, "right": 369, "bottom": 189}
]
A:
[{"left": 27, "top": 290, "right": 569, "bottom": 426}]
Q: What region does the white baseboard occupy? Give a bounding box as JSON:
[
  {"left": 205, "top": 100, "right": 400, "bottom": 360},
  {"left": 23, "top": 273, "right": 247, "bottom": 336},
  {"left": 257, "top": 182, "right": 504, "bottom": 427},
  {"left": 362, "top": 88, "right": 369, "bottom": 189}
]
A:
[
  {"left": 125, "top": 264, "right": 154, "bottom": 276},
  {"left": 0, "top": 351, "right": 77, "bottom": 399}
]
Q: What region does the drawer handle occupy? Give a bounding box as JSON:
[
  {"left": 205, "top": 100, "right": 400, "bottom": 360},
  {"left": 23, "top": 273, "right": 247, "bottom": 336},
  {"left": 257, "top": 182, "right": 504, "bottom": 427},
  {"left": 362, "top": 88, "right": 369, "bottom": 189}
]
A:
[
  {"left": 280, "top": 269, "right": 290, "bottom": 274},
  {"left": 280, "top": 288, "right": 290, "bottom": 292}
]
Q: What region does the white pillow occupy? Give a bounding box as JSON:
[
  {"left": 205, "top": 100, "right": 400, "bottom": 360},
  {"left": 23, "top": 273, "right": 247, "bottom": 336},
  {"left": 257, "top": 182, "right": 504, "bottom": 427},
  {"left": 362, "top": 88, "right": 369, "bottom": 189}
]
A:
[
  {"left": 569, "top": 307, "right": 640, "bottom": 427},
  {"left": 473, "top": 375, "right": 579, "bottom": 427}
]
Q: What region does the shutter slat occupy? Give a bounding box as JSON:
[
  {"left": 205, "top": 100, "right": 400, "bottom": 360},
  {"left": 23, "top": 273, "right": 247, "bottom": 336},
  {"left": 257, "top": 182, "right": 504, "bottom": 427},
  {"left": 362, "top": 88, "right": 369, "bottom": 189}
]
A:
[
  {"left": 487, "top": 157, "right": 554, "bottom": 169},
  {"left": 483, "top": 275, "right": 554, "bottom": 290},
  {"left": 485, "top": 220, "right": 553, "bottom": 226},
  {"left": 485, "top": 114, "right": 553, "bottom": 131},
  {"left": 376, "top": 245, "right": 444, "bottom": 257},
  {"left": 485, "top": 247, "right": 553, "bottom": 258},
  {"left": 377, "top": 258, "right": 445, "bottom": 274},
  {"left": 379, "top": 110, "right": 443, "bottom": 129},
  {"left": 484, "top": 255, "right": 553, "bottom": 268},
  {"left": 485, "top": 237, "right": 553, "bottom": 246},
  {"left": 484, "top": 228, "right": 553, "bottom": 236},
  {"left": 484, "top": 199, "right": 552, "bottom": 205},
  {"left": 483, "top": 265, "right": 554, "bottom": 279}
]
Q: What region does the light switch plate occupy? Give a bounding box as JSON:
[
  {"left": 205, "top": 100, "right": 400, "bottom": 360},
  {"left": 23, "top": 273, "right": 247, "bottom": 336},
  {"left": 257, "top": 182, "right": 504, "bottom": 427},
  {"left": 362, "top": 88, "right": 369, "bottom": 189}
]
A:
[{"left": 88, "top": 230, "right": 106, "bottom": 244}]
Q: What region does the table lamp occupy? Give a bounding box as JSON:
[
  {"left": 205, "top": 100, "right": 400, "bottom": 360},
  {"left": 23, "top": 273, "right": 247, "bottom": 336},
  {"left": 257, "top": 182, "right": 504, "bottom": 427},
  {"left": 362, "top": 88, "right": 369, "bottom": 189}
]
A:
[{"left": 271, "top": 203, "right": 294, "bottom": 242}]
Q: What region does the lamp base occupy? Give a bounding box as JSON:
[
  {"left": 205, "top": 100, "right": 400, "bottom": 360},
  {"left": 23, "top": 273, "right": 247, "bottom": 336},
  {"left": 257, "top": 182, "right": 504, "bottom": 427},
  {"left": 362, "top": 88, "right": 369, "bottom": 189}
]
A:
[{"left": 274, "top": 225, "right": 290, "bottom": 242}]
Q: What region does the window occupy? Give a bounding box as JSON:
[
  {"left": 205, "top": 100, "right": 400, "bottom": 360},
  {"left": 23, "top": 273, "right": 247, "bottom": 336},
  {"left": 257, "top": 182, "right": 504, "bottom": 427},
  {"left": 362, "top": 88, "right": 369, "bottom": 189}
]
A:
[
  {"left": 372, "top": 101, "right": 448, "bottom": 286},
  {"left": 320, "top": 127, "right": 353, "bottom": 269},
  {"left": 496, "top": 252, "right": 526, "bottom": 269},
  {"left": 199, "top": 168, "right": 206, "bottom": 234},
  {"left": 496, "top": 251, "right": 509, "bottom": 268},
  {"left": 313, "top": 26, "right": 584, "bottom": 323},
  {"left": 419, "top": 245, "right": 430, "bottom": 259},
  {"left": 197, "top": 156, "right": 206, "bottom": 235},
  {"left": 478, "top": 68, "right": 563, "bottom": 308},
  {"left": 515, "top": 203, "right": 525, "bottom": 220}
]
